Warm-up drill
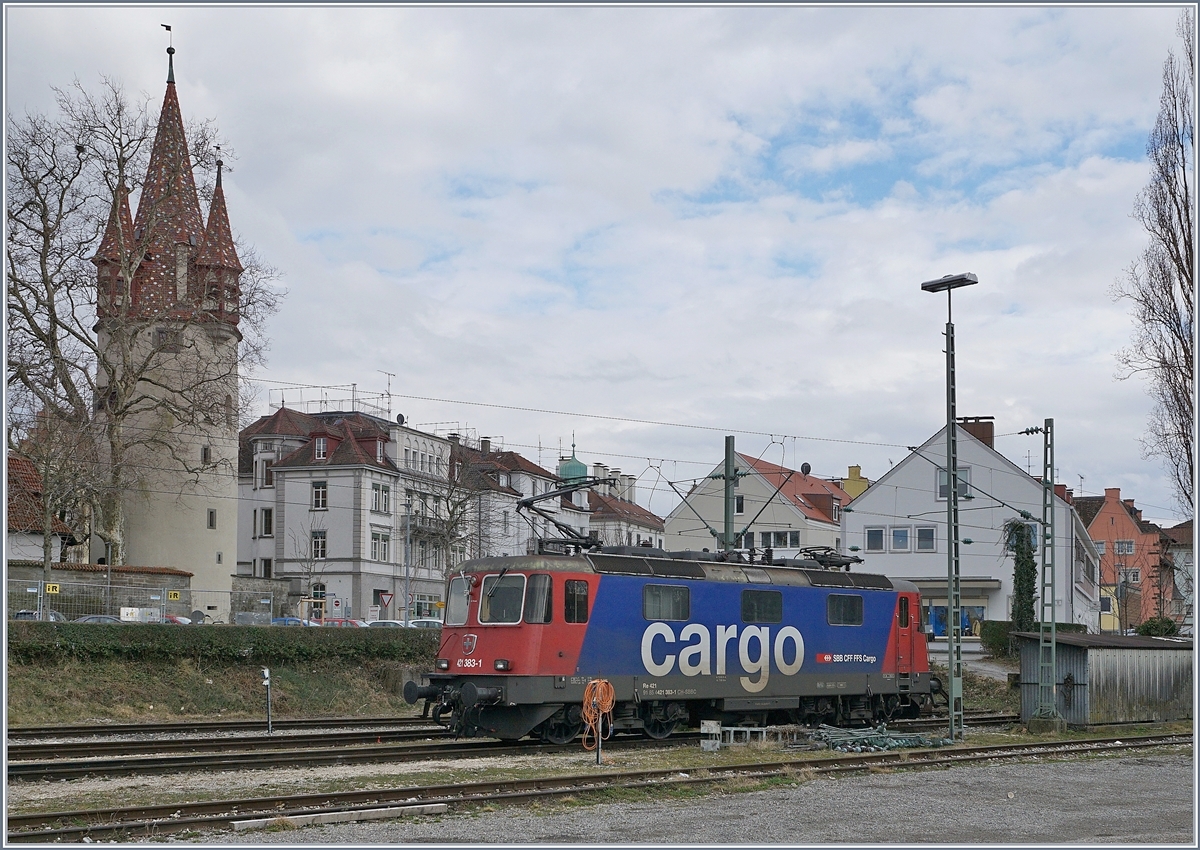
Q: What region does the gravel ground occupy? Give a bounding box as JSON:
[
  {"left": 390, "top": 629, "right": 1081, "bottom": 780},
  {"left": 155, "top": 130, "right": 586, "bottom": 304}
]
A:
[{"left": 150, "top": 749, "right": 1193, "bottom": 845}]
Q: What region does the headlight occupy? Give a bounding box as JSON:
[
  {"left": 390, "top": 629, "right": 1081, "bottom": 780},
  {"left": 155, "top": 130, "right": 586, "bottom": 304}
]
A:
[
  {"left": 493, "top": 659, "right": 511, "bottom": 671},
  {"left": 435, "top": 658, "right": 450, "bottom": 671}
]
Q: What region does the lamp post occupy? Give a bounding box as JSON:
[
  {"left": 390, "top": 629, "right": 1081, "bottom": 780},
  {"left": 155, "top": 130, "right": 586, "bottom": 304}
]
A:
[
  {"left": 920, "top": 271, "right": 978, "bottom": 741},
  {"left": 404, "top": 496, "right": 413, "bottom": 627}
]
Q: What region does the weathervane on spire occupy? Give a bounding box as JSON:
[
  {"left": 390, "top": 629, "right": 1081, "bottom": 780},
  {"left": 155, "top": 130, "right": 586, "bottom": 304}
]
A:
[{"left": 162, "top": 24, "right": 175, "bottom": 83}]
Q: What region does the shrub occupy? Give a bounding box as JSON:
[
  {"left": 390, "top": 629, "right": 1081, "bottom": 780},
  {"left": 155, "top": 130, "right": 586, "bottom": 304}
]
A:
[
  {"left": 1136, "top": 616, "right": 1180, "bottom": 637},
  {"left": 979, "top": 620, "right": 1013, "bottom": 657}
]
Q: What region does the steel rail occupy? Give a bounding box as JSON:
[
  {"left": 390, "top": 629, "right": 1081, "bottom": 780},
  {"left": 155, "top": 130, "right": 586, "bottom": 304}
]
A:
[
  {"left": 6, "top": 715, "right": 432, "bottom": 740},
  {"left": 6, "top": 733, "right": 1189, "bottom": 843},
  {"left": 7, "top": 726, "right": 449, "bottom": 760}
]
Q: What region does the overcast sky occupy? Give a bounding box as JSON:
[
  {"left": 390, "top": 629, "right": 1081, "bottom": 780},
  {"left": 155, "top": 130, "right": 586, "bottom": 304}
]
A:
[{"left": 5, "top": 4, "right": 1190, "bottom": 526}]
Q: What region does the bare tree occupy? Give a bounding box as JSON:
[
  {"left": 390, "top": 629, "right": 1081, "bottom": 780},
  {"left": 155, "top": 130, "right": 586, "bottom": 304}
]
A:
[
  {"left": 7, "top": 75, "right": 282, "bottom": 565},
  {"left": 1114, "top": 9, "right": 1195, "bottom": 511},
  {"left": 287, "top": 516, "right": 328, "bottom": 618}
]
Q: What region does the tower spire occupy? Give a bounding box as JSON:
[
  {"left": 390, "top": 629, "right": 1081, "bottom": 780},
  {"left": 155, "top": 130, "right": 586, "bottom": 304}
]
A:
[{"left": 167, "top": 46, "right": 175, "bottom": 84}]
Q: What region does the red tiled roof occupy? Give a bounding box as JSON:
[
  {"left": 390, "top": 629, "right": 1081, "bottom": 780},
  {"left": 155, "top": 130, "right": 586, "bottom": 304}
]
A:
[
  {"left": 194, "top": 172, "right": 242, "bottom": 272},
  {"left": 737, "top": 453, "right": 850, "bottom": 525},
  {"left": 588, "top": 491, "right": 665, "bottom": 531},
  {"left": 272, "top": 412, "right": 397, "bottom": 473},
  {"left": 7, "top": 456, "right": 71, "bottom": 535},
  {"left": 93, "top": 184, "right": 134, "bottom": 265},
  {"left": 488, "top": 450, "right": 557, "bottom": 480},
  {"left": 1165, "top": 519, "right": 1193, "bottom": 546}
]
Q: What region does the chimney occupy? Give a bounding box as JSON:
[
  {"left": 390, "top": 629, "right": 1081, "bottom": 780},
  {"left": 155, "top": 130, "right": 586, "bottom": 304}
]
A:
[
  {"left": 593, "top": 462, "right": 608, "bottom": 481},
  {"left": 958, "top": 417, "right": 994, "bottom": 449},
  {"left": 1054, "top": 483, "right": 1069, "bottom": 503},
  {"left": 622, "top": 474, "right": 637, "bottom": 503},
  {"left": 609, "top": 469, "right": 622, "bottom": 497},
  {"left": 447, "top": 433, "right": 460, "bottom": 445},
  {"left": 1105, "top": 488, "right": 1121, "bottom": 501}
]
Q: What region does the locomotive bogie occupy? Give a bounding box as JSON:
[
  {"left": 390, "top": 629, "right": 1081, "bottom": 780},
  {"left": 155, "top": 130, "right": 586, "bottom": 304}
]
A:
[{"left": 406, "top": 550, "right": 934, "bottom": 741}]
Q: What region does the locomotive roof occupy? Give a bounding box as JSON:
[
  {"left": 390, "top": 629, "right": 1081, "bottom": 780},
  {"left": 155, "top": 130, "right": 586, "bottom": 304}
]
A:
[{"left": 456, "top": 551, "right": 907, "bottom": 592}]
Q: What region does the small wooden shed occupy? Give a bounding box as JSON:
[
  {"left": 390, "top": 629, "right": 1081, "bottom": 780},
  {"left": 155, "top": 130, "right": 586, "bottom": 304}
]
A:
[{"left": 1014, "top": 632, "right": 1192, "bottom": 727}]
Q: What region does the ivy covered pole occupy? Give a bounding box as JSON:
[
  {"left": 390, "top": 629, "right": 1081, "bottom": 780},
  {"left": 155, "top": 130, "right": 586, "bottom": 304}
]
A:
[{"left": 1004, "top": 517, "right": 1038, "bottom": 637}]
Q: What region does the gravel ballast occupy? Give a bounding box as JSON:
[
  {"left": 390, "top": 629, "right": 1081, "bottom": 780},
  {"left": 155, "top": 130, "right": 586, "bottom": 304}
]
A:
[{"left": 149, "top": 749, "right": 1192, "bottom": 844}]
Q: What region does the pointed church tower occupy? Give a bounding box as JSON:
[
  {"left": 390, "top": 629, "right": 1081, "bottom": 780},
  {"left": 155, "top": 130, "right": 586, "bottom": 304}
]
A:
[{"left": 92, "top": 46, "right": 241, "bottom": 605}]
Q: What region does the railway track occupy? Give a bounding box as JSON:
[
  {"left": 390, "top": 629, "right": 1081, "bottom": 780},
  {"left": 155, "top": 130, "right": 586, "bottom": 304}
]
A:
[
  {"left": 6, "top": 733, "right": 1189, "bottom": 843},
  {"left": 7, "top": 732, "right": 702, "bottom": 782}
]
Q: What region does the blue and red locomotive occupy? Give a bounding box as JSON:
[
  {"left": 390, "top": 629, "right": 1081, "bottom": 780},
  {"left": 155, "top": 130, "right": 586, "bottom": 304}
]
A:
[{"left": 404, "top": 546, "right": 939, "bottom": 742}]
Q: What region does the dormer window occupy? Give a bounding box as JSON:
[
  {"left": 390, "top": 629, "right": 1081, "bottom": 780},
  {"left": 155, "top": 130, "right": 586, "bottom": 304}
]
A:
[
  {"left": 498, "top": 473, "right": 509, "bottom": 488},
  {"left": 376, "top": 440, "right": 384, "bottom": 462},
  {"left": 314, "top": 437, "right": 327, "bottom": 460}
]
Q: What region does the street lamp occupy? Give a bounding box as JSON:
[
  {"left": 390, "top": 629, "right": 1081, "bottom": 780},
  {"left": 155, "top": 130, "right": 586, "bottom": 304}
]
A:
[{"left": 921, "top": 271, "right": 978, "bottom": 742}]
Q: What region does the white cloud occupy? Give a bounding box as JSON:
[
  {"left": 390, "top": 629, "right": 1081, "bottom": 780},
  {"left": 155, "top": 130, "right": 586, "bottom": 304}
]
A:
[{"left": 6, "top": 4, "right": 1189, "bottom": 525}]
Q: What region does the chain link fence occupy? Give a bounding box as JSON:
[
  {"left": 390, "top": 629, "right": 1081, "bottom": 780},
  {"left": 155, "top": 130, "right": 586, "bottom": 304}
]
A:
[{"left": 7, "top": 579, "right": 287, "bottom": 625}]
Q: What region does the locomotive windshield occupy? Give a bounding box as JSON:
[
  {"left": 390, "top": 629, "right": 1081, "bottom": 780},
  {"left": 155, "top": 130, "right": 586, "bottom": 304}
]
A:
[
  {"left": 445, "top": 576, "right": 470, "bottom": 626},
  {"left": 480, "top": 574, "right": 526, "bottom": 623}
]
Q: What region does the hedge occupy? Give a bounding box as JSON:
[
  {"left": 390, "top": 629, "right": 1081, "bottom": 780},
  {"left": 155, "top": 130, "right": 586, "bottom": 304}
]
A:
[{"left": 7, "top": 622, "right": 439, "bottom": 665}]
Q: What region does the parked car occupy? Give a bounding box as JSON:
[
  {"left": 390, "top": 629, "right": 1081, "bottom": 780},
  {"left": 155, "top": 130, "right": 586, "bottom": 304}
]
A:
[
  {"left": 320, "top": 618, "right": 367, "bottom": 627},
  {"left": 272, "top": 617, "right": 321, "bottom": 627},
  {"left": 367, "top": 620, "right": 405, "bottom": 628},
  {"left": 72, "top": 614, "right": 124, "bottom": 624},
  {"left": 12, "top": 610, "right": 67, "bottom": 622},
  {"left": 162, "top": 615, "right": 193, "bottom": 625},
  {"left": 406, "top": 618, "right": 444, "bottom": 630}
]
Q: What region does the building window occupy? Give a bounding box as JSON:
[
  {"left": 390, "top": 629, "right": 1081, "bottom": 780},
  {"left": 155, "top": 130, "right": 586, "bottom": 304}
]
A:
[
  {"left": 376, "top": 440, "right": 384, "bottom": 463},
  {"left": 1100, "top": 596, "right": 1112, "bottom": 613},
  {"left": 372, "top": 483, "right": 391, "bottom": 513},
  {"left": 311, "top": 582, "right": 326, "bottom": 599},
  {"left": 371, "top": 532, "right": 390, "bottom": 562},
  {"left": 735, "top": 495, "right": 745, "bottom": 514},
  {"left": 261, "top": 557, "right": 272, "bottom": 579},
  {"left": 1115, "top": 539, "right": 1135, "bottom": 556},
  {"left": 404, "top": 448, "right": 410, "bottom": 467},
  {"left": 832, "top": 503, "right": 841, "bottom": 522},
  {"left": 1120, "top": 567, "right": 1140, "bottom": 584},
  {"left": 865, "top": 527, "right": 885, "bottom": 552},
  {"left": 916, "top": 527, "right": 936, "bottom": 552},
  {"left": 890, "top": 527, "right": 911, "bottom": 552},
  {"left": 936, "top": 467, "right": 971, "bottom": 500},
  {"left": 261, "top": 459, "right": 274, "bottom": 487},
  {"left": 1008, "top": 522, "right": 1038, "bottom": 552},
  {"left": 741, "top": 531, "right": 754, "bottom": 548},
  {"left": 312, "top": 481, "right": 328, "bottom": 510},
  {"left": 207, "top": 509, "right": 217, "bottom": 529},
  {"left": 311, "top": 530, "right": 327, "bottom": 560},
  {"left": 155, "top": 327, "right": 181, "bottom": 352},
  {"left": 201, "top": 445, "right": 211, "bottom": 464},
  {"left": 314, "top": 437, "right": 327, "bottom": 460},
  {"left": 261, "top": 508, "right": 273, "bottom": 537},
  {"left": 789, "top": 530, "right": 801, "bottom": 548},
  {"left": 1092, "top": 540, "right": 1106, "bottom": 556}
]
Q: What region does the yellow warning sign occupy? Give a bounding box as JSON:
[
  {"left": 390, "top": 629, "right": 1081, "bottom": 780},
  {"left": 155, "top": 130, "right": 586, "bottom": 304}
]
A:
[
  {"left": 45, "top": 583, "right": 60, "bottom": 594},
  {"left": 168, "top": 591, "right": 181, "bottom": 601}
]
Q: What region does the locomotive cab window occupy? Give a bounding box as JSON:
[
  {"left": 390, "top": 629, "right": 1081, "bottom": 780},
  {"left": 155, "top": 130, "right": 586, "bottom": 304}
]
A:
[
  {"left": 741, "top": 589, "right": 783, "bottom": 623},
  {"left": 523, "top": 574, "right": 553, "bottom": 624},
  {"left": 643, "top": 584, "right": 690, "bottom": 621},
  {"left": 565, "top": 579, "right": 589, "bottom": 623},
  {"left": 445, "top": 576, "right": 470, "bottom": 626},
  {"left": 827, "top": 594, "right": 864, "bottom": 626},
  {"left": 898, "top": 596, "right": 910, "bottom": 628},
  {"left": 480, "top": 574, "right": 526, "bottom": 624}
]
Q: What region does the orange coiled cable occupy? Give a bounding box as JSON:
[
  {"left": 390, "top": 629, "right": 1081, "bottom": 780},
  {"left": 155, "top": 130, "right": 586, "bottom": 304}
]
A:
[{"left": 581, "top": 678, "right": 615, "bottom": 752}]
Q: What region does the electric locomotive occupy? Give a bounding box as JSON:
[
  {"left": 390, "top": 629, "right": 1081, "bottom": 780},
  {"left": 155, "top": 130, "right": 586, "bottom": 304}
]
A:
[{"left": 404, "top": 545, "right": 939, "bottom": 742}]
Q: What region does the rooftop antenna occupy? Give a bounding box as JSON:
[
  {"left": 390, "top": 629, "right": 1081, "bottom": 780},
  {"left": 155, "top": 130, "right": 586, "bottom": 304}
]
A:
[
  {"left": 1078, "top": 473, "right": 1084, "bottom": 496},
  {"left": 378, "top": 370, "right": 395, "bottom": 417}
]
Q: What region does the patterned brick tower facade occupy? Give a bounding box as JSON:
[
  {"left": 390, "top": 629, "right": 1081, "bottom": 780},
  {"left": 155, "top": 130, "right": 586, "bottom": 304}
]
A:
[{"left": 92, "top": 47, "right": 241, "bottom": 602}]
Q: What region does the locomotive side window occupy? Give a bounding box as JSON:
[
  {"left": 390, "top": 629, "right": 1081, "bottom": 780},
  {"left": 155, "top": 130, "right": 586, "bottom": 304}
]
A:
[
  {"left": 445, "top": 576, "right": 470, "bottom": 626},
  {"left": 565, "top": 580, "right": 589, "bottom": 623},
  {"left": 643, "top": 584, "right": 690, "bottom": 621},
  {"left": 827, "top": 594, "right": 864, "bottom": 626},
  {"left": 479, "top": 574, "right": 526, "bottom": 624},
  {"left": 898, "top": 596, "right": 910, "bottom": 628},
  {"left": 741, "top": 589, "right": 783, "bottom": 623},
  {"left": 524, "top": 574, "right": 553, "bottom": 624}
]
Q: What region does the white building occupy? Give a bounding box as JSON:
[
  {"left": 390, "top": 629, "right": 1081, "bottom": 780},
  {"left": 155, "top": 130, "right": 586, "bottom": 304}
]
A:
[
  {"left": 238, "top": 405, "right": 453, "bottom": 621},
  {"left": 842, "top": 422, "right": 1101, "bottom": 636},
  {"left": 664, "top": 453, "right": 850, "bottom": 555}
]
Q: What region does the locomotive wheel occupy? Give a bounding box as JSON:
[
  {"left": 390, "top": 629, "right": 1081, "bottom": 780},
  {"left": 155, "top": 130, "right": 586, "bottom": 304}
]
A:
[
  {"left": 542, "top": 710, "right": 583, "bottom": 745},
  {"left": 643, "top": 717, "right": 678, "bottom": 739}
]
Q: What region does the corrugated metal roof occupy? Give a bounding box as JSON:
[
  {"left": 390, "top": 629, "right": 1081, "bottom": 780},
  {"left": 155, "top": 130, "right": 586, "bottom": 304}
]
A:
[{"left": 1012, "top": 631, "right": 1193, "bottom": 650}]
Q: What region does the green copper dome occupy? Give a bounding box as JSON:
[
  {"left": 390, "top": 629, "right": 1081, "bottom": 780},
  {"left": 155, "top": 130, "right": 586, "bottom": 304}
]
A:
[{"left": 557, "top": 444, "right": 588, "bottom": 483}]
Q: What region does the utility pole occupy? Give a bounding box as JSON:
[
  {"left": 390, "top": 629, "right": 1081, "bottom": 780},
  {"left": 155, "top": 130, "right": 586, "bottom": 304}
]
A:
[
  {"left": 1027, "top": 418, "right": 1065, "bottom": 732},
  {"left": 404, "top": 496, "right": 413, "bottom": 627},
  {"left": 723, "top": 436, "right": 735, "bottom": 551}
]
